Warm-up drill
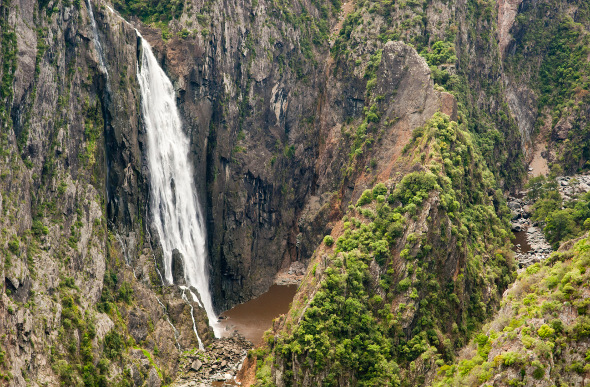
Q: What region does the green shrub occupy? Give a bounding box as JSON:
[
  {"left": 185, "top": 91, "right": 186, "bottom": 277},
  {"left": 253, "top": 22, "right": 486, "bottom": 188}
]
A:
[
  {"left": 537, "top": 324, "right": 555, "bottom": 339},
  {"left": 420, "top": 40, "right": 457, "bottom": 66},
  {"left": 398, "top": 278, "right": 411, "bottom": 292},
  {"left": 357, "top": 189, "right": 374, "bottom": 206},
  {"left": 372, "top": 182, "right": 387, "bottom": 196},
  {"left": 501, "top": 351, "right": 521, "bottom": 366},
  {"left": 31, "top": 220, "right": 49, "bottom": 236},
  {"left": 532, "top": 366, "right": 545, "bottom": 379},
  {"left": 7, "top": 237, "right": 19, "bottom": 255},
  {"left": 177, "top": 28, "right": 190, "bottom": 38},
  {"left": 103, "top": 330, "right": 124, "bottom": 359},
  {"left": 323, "top": 235, "right": 334, "bottom": 247},
  {"left": 117, "top": 282, "right": 133, "bottom": 304}
]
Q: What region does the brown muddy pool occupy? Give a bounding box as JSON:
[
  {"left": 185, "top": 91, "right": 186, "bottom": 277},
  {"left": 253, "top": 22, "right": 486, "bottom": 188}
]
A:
[
  {"left": 512, "top": 230, "right": 531, "bottom": 253},
  {"left": 218, "top": 284, "right": 298, "bottom": 346}
]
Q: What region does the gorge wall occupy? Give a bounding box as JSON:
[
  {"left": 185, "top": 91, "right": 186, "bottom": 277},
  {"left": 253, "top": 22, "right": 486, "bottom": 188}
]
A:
[{"left": 1, "top": 0, "right": 589, "bottom": 384}]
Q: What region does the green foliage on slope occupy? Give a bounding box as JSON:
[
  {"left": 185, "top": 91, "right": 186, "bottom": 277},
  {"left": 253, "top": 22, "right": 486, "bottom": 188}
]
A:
[
  {"left": 0, "top": 0, "right": 17, "bottom": 131},
  {"left": 508, "top": 1, "right": 590, "bottom": 173},
  {"left": 113, "top": 0, "right": 184, "bottom": 23},
  {"left": 257, "top": 113, "right": 515, "bottom": 386},
  {"left": 330, "top": 0, "right": 525, "bottom": 189},
  {"left": 431, "top": 235, "right": 590, "bottom": 386}
]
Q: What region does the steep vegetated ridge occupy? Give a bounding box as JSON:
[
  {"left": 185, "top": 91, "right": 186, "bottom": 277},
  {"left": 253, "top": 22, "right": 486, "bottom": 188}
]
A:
[
  {"left": 429, "top": 175, "right": 590, "bottom": 386},
  {"left": 431, "top": 207, "right": 590, "bottom": 386},
  {"left": 256, "top": 110, "right": 516, "bottom": 385},
  {"left": 1, "top": 0, "right": 589, "bottom": 383},
  {"left": 250, "top": 0, "right": 524, "bottom": 384},
  {"left": 251, "top": 0, "right": 590, "bottom": 385}
]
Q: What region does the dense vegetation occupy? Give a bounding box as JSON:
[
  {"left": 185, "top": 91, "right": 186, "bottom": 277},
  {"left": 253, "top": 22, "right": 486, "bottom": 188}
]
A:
[
  {"left": 256, "top": 113, "right": 515, "bottom": 386},
  {"left": 508, "top": 0, "right": 590, "bottom": 173},
  {"left": 432, "top": 235, "right": 590, "bottom": 386},
  {"left": 0, "top": 0, "right": 17, "bottom": 130},
  {"left": 113, "top": 0, "right": 184, "bottom": 23}
]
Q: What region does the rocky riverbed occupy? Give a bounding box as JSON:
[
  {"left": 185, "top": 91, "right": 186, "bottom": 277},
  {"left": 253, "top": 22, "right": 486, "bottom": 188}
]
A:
[
  {"left": 508, "top": 199, "right": 552, "bottom": 268},
  {"left": 172, "top": 334, "right": 252, "bottom": 387},
  {"left": 508, "top": 173, "right": 590, "bottom": 268},
  {"left": 556, "top": 174, "right": 590, "bottom": 200}
]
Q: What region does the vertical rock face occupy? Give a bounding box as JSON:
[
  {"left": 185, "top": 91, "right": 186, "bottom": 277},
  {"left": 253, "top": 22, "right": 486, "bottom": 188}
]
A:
[
  {"left": 0, "top": 0, "right": 213, "bottom": 384},
  {"left": 172, "top": 249, "right": 186, "bottom": 285},
  {"left": 497, "top": 0, "right": 524, "bottom": 56}
]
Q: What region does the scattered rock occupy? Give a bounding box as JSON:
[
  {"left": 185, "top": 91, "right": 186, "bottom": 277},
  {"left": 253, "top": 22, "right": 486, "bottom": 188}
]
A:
[
  {"left": 505, "top": 174, "right": 590, "bottom": 267},
  {"left": 171, "top": 333, "right": 252, "bottom": 386},
  {"left": 190, "top": 360, "right": 202, "bottom": 372},
  {"left": 148, "top": 368, "right": 161, "bottom": 387},
  {"left": 508, "top": 194, "right": 552, "bottom": 268},
  {"left": 275, "top": 261, "right": 306, "bottom": 285}
]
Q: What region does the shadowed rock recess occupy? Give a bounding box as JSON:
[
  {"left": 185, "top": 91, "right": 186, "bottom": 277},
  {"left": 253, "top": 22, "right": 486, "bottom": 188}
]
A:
[{"left": 1, "top": 0, "right": 590, "bottom": 384}]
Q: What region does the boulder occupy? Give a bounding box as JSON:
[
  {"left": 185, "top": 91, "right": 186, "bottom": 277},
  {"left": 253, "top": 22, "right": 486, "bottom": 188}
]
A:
[
  {"left": 147, "top": 368, "right": 161, "bottom": 387},
  {"left": 191, "top": 360, "right": 202, "bottom": 372}
]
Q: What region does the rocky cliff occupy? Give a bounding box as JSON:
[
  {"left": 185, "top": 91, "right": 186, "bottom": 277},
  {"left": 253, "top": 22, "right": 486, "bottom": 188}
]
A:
[
  {"left": 253, "top": 44, "right": 516, "bottom": 385},
  {"left": 0, "top": 1, "right": 212, "bottom": 385},
  {"left": 503, "top": 0, "right": 590, "bottom": 174},
  {"left": 1, "top": 0, "right": 589, "bottom": 384}
]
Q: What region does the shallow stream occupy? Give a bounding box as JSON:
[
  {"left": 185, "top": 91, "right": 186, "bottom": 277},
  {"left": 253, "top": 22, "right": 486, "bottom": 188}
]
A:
[{"left": 512, "top": 230, "right": 531, "bottom": 254}]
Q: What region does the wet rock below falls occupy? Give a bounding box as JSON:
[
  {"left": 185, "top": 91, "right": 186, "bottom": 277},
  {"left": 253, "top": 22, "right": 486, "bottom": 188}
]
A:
[
  {"left": 172, "top": 334, "right": 252, "bottom": 387},
  {"left": 172, "top": 249, "right": 186, "bottom": 285}
]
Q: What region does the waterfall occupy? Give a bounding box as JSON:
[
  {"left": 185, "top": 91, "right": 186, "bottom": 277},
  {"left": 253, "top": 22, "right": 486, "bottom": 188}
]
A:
[
  {"left": 136, "top": 36, "right": 220, "bottom": 337},
  {"left": 85, "top": 0, "right": 109, "bottom": 82},
  {"left": 181, "top": 289, "right": 205, "bottom": 350}
]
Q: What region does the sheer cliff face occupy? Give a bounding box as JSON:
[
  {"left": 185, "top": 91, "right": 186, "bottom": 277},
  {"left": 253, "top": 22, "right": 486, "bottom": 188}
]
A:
[
  {"left": 503, "top": 0, "right": 590, "bottom": 173},
  {"left": 129, "top": 0, "right": 332, "bottom": 311},
  {"left": 0, "top": 1, "right": 211, "bottom": 385}
]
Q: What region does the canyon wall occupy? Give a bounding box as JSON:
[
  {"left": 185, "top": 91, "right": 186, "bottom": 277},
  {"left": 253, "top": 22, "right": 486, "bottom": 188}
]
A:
[{"left": 1, "top": 0, "right": 589, "bottom": 383}]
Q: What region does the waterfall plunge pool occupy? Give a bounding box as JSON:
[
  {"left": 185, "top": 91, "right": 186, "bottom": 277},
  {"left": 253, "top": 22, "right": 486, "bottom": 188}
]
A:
[{"left": 218, "top": 284, "right": 298, "bottom": 346}]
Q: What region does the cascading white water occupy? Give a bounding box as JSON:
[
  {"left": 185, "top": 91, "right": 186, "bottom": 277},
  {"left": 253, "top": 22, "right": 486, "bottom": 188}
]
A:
[
  {"left": 136, "top": 36, "right": 220, "bottom": 337},
  {"left": 85, "top": 0, "right": 108, "bottom": 80},
  {"left": 181, "top": 289, "right": 205, "bottom": 350}
]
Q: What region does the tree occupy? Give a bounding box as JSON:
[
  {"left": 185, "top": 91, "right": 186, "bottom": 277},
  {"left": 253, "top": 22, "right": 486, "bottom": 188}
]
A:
[{"left": 544, "top": 209, "right": 578, "bottom": 248}]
